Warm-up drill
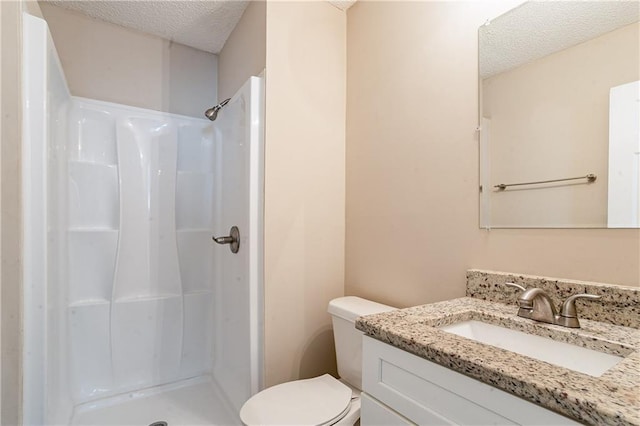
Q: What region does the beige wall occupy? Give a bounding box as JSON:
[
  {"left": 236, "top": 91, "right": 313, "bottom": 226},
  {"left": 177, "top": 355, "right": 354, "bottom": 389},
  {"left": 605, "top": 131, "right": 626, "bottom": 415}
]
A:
[
  {"left": 484, "top": 23, "right": 640, "bottom": 227},
  {"left": 0, "top": 3, "right": 3, "bottom": 416},
  {"left": 0, "top": 3, "right": 2, "bottom": 414},
  {"left": 218, "top": 1, "right": 266, "bottom": 101},
  {"left": 39, "top": 3, "right": 218, "bottom": 118},
  {"left": 1, "top": 1, "right": 26, "bottom": 423},
  {"left": 264, "top": 1, "right": 346, "bottom": 387},
  {"left": 345, "top": 0, "right": 640, "bottom": 310}
]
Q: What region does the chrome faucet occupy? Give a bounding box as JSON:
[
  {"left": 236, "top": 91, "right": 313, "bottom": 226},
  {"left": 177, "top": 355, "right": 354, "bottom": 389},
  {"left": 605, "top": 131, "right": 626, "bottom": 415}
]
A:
[{"left": 505, "top": 282, "right": 600, "bottom": 328}]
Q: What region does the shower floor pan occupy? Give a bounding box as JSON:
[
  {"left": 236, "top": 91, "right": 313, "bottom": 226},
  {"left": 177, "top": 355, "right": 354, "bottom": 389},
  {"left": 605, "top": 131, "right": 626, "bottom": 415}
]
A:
[{"left": 71, "top": 376, "right": 240, "bottom": 425}]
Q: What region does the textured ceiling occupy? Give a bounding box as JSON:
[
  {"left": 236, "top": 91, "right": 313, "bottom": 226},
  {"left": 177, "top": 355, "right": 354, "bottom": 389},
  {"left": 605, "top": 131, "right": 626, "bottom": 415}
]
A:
[
  {"left": 327, "top": 0, "right": 357, "bottom": 11},
  {"left": 480, "top": 1, "right": 640, "bottom": 78},
  {"left": 43, "top": 0, "right": 250, "bottom": 54},
  {"left": 42, "top": 0, "right": 357, "bottom": 54}
]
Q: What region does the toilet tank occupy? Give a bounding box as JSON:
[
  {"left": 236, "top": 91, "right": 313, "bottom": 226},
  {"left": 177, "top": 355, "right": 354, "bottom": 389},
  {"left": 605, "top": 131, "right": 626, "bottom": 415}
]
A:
[{"left": 327, "top": 296, "right": 395, "bottom": 390}]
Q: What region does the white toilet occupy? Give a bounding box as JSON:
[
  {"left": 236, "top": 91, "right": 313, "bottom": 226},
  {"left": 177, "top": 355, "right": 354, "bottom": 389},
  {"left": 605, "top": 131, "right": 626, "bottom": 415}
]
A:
[{"left": 240, "top": 296, "right": 396, "bottom": 426}]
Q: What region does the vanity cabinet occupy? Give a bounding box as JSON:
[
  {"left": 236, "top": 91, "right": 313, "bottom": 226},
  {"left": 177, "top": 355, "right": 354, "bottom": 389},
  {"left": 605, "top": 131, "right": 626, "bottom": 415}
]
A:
[
  {"left": 361, "top": 393, "right": 414, "bottom": 425},
  {"left": 361, "top": 336, "right": 580, "bottom": 425}
]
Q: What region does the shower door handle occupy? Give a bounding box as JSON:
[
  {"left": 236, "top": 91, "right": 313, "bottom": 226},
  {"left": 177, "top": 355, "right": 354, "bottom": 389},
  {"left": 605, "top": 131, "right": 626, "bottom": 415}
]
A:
[{"left": 212, "top": 226, "right": 240, "bottom": 254}]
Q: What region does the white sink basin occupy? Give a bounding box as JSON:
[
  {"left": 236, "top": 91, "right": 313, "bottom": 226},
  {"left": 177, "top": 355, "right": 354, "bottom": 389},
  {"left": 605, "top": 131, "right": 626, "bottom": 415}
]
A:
[{"left": 439, "top": 320, "right": 623, "bottom": 377}]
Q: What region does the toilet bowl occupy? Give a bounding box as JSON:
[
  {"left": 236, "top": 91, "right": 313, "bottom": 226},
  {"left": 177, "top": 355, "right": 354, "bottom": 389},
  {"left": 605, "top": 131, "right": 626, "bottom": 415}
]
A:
[{"left": 239, "top": 297, "right": 396, "bottom": 426}]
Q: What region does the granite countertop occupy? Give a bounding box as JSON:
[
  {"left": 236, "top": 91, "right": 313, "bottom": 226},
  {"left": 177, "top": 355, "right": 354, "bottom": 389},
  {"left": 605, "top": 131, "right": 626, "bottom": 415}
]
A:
[{"left": 356, "top": 297, "right": 640, "bottom": 426}]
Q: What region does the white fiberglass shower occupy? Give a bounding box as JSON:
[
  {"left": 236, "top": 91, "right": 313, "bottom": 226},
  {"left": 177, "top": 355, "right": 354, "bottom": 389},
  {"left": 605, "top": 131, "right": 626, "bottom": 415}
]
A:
[{"left": 22, "top": 14, "right": 263, "bottom": 425}]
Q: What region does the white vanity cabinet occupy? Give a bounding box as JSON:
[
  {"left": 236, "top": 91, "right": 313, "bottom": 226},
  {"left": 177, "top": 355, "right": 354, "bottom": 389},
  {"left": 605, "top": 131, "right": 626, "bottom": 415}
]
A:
[{"left": 361, "top": 336, "right": 581, "bottom": 425}]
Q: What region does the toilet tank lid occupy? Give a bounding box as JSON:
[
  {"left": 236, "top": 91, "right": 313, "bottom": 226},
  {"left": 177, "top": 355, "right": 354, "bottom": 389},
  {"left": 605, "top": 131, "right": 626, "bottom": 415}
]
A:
[{"left": 328, "top": 296, "right": 395, "bottom": 323}]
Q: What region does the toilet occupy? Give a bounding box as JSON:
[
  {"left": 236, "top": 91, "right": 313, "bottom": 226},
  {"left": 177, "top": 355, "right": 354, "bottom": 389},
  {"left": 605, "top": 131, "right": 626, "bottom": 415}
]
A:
[{"left": 240, "top": 296, "right": 396, "bottom": 426}]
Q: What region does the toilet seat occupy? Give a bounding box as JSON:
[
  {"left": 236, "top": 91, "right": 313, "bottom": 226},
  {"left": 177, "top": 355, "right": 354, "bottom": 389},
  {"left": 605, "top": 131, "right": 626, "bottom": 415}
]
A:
[{"left": 239, "top": 374, "right": 354, "bottom": 426}]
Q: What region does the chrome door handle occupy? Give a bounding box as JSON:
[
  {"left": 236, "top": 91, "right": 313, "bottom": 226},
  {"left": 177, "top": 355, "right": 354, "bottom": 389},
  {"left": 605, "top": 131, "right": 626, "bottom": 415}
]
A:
[{"left": 213, "top": 226, "right": 240, "bottom": 254}]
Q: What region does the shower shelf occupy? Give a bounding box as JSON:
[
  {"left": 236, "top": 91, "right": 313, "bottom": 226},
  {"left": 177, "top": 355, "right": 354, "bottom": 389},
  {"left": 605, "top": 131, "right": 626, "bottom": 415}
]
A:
[
  {"left": 68, "top": 227, "right": 119, "bottom": 232},
  {"left": 114, "top": 294, "right": 183, "bottom": 303},
  {"left": 177, "top": 170, "right": 214, "bottom": 175},
  {"left": 183, "top": 289, "right": 213, "bottom": 296},
  {"left": 68, "top": 299, "right": 110, "bottom": 308},
  {"left": 68, "top": 159, "right": 118, "bottom": 168}
]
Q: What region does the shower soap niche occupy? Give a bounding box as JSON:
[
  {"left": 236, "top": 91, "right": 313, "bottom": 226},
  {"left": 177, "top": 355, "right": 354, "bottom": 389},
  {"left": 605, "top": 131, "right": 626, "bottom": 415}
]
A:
[
  {"left": 176, "top": 230, "right": 215, "bottom": 294},
  {"left": 68, "top": 161, "right": 119, "bottom": 229},
  {"left": 180, "top": 292, "right": 214, "bottom": 377},
  {"left": 68, "top": 229, "right": 118, "bottom": 304},
  {"left": 68, "top": 301, "right": 112, "bottom": 401},
  {"left": 111, "top": 296, "right": 183, "bottom": 391},
  {"left": 176, "top": 172, "right": 215, "bottom": 229},
  {"left": 68, "top": 104, "right": 117, "bottom": 165},
  {"left": 177, "top": 123, "right": 215, "bottom": 173}
]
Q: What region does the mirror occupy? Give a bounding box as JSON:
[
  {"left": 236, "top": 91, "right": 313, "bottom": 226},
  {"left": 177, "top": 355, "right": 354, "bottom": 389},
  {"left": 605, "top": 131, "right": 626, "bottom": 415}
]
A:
[{"left": 479, "top": 1, "right": 640, "bottom": 228}]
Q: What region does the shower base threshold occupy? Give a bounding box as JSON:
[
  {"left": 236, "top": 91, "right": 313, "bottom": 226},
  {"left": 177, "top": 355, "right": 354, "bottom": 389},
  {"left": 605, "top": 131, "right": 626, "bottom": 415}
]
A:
[{"left": 71, "top": 376, "right": 240, "bottom": 425}]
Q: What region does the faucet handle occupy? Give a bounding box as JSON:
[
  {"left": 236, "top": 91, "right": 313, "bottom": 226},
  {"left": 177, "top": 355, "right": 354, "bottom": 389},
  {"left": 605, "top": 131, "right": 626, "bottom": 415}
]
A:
[
  {"left": 560, "top": 293, "right": 601, "bottom": 318},
  {"left": 505, "top": 282, "right": 526, "bottom": 292}
]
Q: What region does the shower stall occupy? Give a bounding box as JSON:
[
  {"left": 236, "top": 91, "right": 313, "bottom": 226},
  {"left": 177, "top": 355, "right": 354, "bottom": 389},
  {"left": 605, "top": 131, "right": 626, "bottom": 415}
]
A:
[{"left": 22, "top": 14, "right": 263, "bottom": 425}]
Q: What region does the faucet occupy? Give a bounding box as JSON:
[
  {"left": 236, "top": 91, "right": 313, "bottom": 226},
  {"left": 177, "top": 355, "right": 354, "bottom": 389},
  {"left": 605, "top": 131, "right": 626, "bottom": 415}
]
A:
[{"left": 505, "top": 283, "right": 600, "bottom": 328}]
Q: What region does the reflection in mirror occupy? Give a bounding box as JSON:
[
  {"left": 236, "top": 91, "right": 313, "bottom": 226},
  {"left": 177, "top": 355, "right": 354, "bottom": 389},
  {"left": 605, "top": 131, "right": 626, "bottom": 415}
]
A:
[{"left": 479, "top": 1, "right": 640, "bottom": 228}]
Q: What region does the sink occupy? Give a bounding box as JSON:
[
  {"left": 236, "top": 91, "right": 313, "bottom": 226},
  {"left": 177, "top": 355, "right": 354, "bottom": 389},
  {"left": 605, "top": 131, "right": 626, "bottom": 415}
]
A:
[{"left": 439, "top": 320, "right": 623, "bottom": 377}]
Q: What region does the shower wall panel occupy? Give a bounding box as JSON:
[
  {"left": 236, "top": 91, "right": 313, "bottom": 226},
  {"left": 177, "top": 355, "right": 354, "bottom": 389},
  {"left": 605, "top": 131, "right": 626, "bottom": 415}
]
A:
[
  {"left": 211, "top": 76, "right": 264, "bottom": 413},
  {"left": 22, "top": 13, "right": 74, "bottom": 424},
  {"left": 67, "top": 98, "right": 216, "bottom": 403}
]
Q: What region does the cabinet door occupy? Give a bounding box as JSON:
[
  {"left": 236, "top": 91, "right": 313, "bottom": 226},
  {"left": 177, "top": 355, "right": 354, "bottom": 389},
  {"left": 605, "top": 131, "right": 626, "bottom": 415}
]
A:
[
  {"left": 362, "top": 336, "right": 580, "bottom": 425},
  {"left": 361, "top": 393, "right": 415, "bottom": 426}
]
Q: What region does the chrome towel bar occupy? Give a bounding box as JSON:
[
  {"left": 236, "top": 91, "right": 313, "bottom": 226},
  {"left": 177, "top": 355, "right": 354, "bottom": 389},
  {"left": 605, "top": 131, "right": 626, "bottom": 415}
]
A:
[{"left": 494, "top": 173, "right": 596, "bottom": 190}]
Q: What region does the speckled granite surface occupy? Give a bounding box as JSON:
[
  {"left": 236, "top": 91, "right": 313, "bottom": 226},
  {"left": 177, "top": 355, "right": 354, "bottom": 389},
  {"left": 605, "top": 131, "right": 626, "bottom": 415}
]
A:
[
  {"left": 356, "top": 297, "right": 640, "bottom": 425},
  {"left": 467, "top": 270, "right": 640, "bottom": 328}
]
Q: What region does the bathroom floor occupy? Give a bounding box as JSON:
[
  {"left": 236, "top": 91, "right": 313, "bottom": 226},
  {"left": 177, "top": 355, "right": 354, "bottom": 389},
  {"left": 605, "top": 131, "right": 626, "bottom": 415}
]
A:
[{"left": 71, "top": 377, "right": 240, "bottom": 426}]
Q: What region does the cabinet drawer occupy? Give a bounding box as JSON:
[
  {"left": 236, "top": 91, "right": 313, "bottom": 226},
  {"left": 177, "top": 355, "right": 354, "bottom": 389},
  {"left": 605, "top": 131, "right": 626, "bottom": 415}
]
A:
[
  {"left": 362, "top": 336, "right": 580, "bottom": 425},
  {"left": 361, "top": 393, "right": 415, "bottom": 426}
]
